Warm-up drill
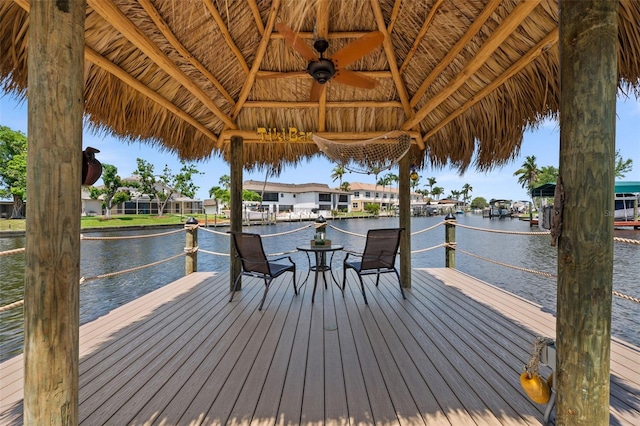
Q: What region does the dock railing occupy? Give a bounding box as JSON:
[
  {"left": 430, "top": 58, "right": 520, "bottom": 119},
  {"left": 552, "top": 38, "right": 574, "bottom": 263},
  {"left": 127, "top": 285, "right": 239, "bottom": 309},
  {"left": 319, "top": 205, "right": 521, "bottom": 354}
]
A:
[{"left": 2, "top": 219, "right": 639, "bottom": 314}]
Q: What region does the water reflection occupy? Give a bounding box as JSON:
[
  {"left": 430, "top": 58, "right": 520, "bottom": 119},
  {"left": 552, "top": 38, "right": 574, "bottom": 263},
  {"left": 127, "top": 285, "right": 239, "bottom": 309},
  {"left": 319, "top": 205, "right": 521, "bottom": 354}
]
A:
[{"left": 1, "top": 215, "right": 638, "bottom": 362}]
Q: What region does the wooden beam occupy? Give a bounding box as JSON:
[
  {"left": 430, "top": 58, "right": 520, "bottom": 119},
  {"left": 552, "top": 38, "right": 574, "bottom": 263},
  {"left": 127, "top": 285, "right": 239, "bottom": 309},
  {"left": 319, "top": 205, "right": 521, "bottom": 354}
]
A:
[
  {"left": 370, "top": 0, "right": 423, "bottom": 149},
  {"left": 243, "top": 100, "right": 404, "bottom": 108},
  {"left": 421, "top": 29, "right": 558, "bottom": 142},
  {"left": 88, "top": 0, "right": 237, "bottom": 129},
  {"left": 219, "top": 130, "right": 422, "bottom": 143},
  {"left": 386, "top": 0, "right": 403, "bottom": 34},
  {"left": 203, "top": 0, "right": 250, "bottom": 75},
  {"left": 271, "top": 31, "right": 371, "bottom": 39},
  {"left": 24, "top": 0, "right": 84, "bottom": 423},
  {"left": 247, "top": 0, "right": 265, "bottom": 34},
  {"left": 230, "top": 0, "right": 281, "bottom": 120},
  {"left": 138, "top": 0, "right": 235, "bottom": 105},
  {"left": 398, "top": 0, "right": 443, "bottom": 75},
  {"left": 230, "top": 136, "right": 243, "bottom": 291},
  {"left": 256, "top": 70, "right": 392, "bottom": 80},
  {"left": 409, "top": 0, "right": 501, "bottom": 107},
  {"left": 556, "top": 1, "right": 617, "bottom": 423},
  {"left": 402, "top": 0, "right": 540, "bottom": 130}
]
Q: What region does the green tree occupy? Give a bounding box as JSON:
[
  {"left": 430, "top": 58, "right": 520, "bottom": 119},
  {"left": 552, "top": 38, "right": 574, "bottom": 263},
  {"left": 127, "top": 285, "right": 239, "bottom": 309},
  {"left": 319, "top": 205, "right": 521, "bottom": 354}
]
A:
[
  {"left": 218, "top": 174, "right": 231, "bottom": 190},
  {"left": 514, "top": 155, "right": 539, "bottom": 196},
  {"left": 449, "top": 190, "right": 461, "bottom": 200},
  {"left": 461, "top": 183, "right": 473, "bottom": 204},
  {"left": 425, "top": 177, "right": 437, "bottom": 197},
  {"left": 134, "top": 159, "right": 201, "bottom": 216},
  {"left": 0, "top": 126, "right": 27, "bottom": 218},
  {"left": 89, "top": 164, "right": 131, "bottom": 219},
  {"left": 331, "top": 164, "right": 346, "bottom": 189},
  {"left": 615, "top": 149, "right": 633, "bottom": 178},
  {"left": 340, "top": 181, "right": 351, "bottom": 192},
  {"left": 243, "top": 190, "right": 262, "bottom": 202},
  {"left": 208, "top": 185, "right": 230, "bottom": 212},
  {"left": 534, "top": 165, "right": 559, "bottom": 187},
  {"left": 431, "top": 186, "right": 444, "bottom": 200},
  {"left": 364, "top": 202, "right": 380, "bottom": 215},
  {"left": 410, "top": 178, "right": 420, "bottom": 192},
  {"left": 470, "top": 196, "right": 488, "bottom": 209}
]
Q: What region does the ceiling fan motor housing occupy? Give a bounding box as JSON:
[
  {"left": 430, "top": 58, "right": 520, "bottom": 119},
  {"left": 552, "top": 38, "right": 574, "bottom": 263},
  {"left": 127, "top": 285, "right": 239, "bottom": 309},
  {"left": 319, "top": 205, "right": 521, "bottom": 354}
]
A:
[{"left": 307, "top": 58, "right": 335, "bottom": 84}]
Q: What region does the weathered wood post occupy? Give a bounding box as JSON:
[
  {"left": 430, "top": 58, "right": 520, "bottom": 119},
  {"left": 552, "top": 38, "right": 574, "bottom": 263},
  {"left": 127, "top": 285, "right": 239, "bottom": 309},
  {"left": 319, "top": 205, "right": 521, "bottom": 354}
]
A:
[
  {"left": 230, "top": 135, "right": 243, "bottom": 290},
  {"left": 557, "top": 1, "right": 617, "bottom": 424},
  {"left": 185, "top": 217, "right": 199, "bottom": 274},
  {"left": 398, "top": 149, "right": 411, "bottom": 288},
  {"left": 445, "top": 213, "right": 456, "bottom": 268},
  {"left": 24, "top": 0, "right": 85, "bottom": 424}
]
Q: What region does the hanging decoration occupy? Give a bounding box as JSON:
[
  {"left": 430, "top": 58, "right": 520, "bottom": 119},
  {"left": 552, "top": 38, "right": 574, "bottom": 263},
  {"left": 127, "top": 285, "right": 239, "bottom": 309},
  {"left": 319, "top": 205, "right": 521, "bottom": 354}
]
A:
[{"left": 410, "top": 165, "right": 419, "bottom": 182}]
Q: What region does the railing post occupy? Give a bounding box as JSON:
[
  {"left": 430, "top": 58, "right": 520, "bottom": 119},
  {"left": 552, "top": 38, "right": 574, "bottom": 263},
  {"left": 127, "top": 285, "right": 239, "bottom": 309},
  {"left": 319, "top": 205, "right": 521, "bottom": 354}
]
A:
[
  {"left": 185, "top": 217, "right": 199, "bottom": 275},
  {"left": 445, "top": 213, "right": 456, "bottom": 268}
]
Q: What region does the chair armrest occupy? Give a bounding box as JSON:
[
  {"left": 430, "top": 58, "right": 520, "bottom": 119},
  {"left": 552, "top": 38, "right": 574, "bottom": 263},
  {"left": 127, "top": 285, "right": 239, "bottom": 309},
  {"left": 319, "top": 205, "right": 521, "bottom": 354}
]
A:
[{"left": 268, "top": 255, "right": 296, "bottom": 265}]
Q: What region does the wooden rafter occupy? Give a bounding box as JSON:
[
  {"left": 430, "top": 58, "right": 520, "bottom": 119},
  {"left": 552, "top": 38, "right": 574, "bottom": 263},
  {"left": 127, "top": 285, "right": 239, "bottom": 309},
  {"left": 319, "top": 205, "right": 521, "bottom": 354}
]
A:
[
  {"left": 12, "top": 0, "right": 219, "bottom": 145},
  {"left": 203, "top": 0, "right": 250, "bottom": 75},
  {"left": 409, "top": 0, "right": 501, "bottom": 107},
  {"left": 402, "top": 0, "right": 541, "bottom": 130},
  {"left": 386, "top": 0, "right": 403, "bottom": 34},
  {"left": 87, "top": 0, "right": 237, "bottom": 129},
  {"left": 137, "top": 0, "right": 235, "bottom": 105},
  {"left": 422, "top": 29, "right": 559, "bottom": 143},
  {"left": 219, "top": 130, "right": 422, "bottom": 143},
  {"left": 271, "top": 31, "right": 370, "bottom": 39},
  {"left": 398, "top": 0, "right": 443, "bottom": 75},
  {"left": 229, "top": 0, "right": 281, "bottom": 120},
  {"left": 243, "top": 101, "right": 404, "bottom": 108},
  {"left": 369, "top": 0, "right": 423, "bottom": 149},
  {"left": 247, "top": 0, "right": 264, "bottom": 35},
  {"left": 256, "top": 70, "right": 392, "bottom": 79}
]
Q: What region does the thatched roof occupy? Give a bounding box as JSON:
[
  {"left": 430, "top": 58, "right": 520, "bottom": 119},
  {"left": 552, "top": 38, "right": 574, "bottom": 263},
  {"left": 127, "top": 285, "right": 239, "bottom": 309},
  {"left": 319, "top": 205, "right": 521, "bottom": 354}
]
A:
[{"left": 1, "top": 0, "right": 640, "bottom": 173}]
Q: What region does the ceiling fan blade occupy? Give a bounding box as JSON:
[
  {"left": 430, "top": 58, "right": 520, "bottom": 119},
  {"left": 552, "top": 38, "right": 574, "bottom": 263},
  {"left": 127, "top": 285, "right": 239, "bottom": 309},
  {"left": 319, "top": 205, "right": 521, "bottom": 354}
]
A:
[
  {"left": 310, "top": 80, "right": 324, "bottom": 102},
  {"left": 333, "top": 69, "right": 378, "bottom": 89},
  {"left": 275, "top": 23, "right": 318, "bottom": 62},
  {"left": 331, "top": 31, "right": 384, "bottom": 67}
]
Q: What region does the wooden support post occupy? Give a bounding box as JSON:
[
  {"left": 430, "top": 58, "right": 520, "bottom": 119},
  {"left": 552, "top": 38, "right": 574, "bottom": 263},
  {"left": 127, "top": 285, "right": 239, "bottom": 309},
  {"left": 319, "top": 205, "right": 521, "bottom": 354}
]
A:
[
  {"left": 184, "top": 218, "right": 199, "bottom": 274},
  {"left": 445, "top": 213, "right": 456, "bottom": 268},
  {"left": 557, "top": 1, "right": 617, "bottom": 424},
  {"left": 230, "top": 135, "right": 243, "bottom": 291},
  {"left": 398, "top": 150, "right": 411, "bottom": 288},
  {"left": 24, "top": 0, "right": 85, "bottom": 424}
]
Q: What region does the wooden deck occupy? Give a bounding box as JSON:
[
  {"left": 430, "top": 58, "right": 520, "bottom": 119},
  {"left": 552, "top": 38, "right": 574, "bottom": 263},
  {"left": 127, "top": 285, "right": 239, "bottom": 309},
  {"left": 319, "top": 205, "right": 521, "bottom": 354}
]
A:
[{"left": 1, "top": 268, "right": 638, "bottom": 425}]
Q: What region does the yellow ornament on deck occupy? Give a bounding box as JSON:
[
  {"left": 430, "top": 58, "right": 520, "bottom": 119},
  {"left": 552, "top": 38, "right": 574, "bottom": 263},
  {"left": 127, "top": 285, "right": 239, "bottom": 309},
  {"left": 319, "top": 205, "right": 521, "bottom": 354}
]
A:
[{"left": 520, "top": 371, "right": 551, "bottom": 404}]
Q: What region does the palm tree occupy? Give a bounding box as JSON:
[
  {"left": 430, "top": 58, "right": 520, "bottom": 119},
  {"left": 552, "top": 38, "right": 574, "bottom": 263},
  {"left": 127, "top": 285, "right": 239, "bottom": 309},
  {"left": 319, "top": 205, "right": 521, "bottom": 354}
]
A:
[
  {"left": 431, "top": 186, "right": 444, "bottom": 201},
  {"left": 426, "top": 177, "right": 437, "bottom": 194},
  {"left": 218, "top": 174, "right": 231, "bottom": 190},
  {"left": 330, "top": 164, "right": 346, "bottom": 188},
  {"left": 461, "top": 183, "right": 473, "bottom": 205},
  {"left": 377, "top": 177, "right": 386, "bottom": 209},
  {"left": 513, "top": 155, "right": 539, "bottom": 195},
  {"left": 340, "top": 181, "right": 351, "bottom": 192}
]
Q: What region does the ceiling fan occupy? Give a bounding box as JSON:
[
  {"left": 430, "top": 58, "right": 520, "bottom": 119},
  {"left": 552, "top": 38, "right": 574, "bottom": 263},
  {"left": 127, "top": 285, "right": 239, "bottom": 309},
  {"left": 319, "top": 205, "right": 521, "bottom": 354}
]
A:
[{"left": 275, "top": 23, "right": 384, "bottom": 101}]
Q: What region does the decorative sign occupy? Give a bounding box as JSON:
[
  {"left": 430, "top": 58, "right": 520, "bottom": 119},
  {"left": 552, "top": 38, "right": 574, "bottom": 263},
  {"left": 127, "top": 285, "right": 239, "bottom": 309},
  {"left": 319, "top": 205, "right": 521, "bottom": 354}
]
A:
[{"left": 257, "top": 127, "right": 313, "bottom": 142}]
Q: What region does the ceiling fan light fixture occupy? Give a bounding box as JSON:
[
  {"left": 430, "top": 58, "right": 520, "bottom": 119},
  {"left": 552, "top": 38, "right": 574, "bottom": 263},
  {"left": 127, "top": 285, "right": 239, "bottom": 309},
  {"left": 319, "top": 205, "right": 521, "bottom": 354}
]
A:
[{"left": 307, "top": 58, "right": 335, "bottom": 84}]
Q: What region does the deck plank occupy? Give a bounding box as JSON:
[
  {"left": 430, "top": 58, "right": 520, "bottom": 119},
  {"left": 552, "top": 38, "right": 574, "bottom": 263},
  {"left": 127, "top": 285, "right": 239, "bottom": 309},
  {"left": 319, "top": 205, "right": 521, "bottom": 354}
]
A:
[{"left": 1, "top": 268, "right": 638, "bottom": 426}]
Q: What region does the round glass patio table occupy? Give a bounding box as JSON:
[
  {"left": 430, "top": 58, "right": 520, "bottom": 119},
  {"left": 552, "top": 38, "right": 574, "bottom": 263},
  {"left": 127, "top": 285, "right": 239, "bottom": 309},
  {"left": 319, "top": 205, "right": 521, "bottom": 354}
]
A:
[{"left": 296, "top": 244, "right": 344, "bottom": 303}]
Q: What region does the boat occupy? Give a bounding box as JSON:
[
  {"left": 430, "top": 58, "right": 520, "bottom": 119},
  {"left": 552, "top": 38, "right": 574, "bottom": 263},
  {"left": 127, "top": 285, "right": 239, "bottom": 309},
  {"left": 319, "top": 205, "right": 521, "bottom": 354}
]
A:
[{"left": 614, "top": 193, "right": 639, "bottom": 221}]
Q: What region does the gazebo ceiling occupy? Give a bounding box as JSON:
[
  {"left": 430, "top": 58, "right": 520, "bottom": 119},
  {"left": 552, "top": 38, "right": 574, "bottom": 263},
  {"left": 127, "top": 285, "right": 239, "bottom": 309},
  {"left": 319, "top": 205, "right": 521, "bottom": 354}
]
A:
[{"left": 1, "top": 0, "right": 640, "bottom": 172}]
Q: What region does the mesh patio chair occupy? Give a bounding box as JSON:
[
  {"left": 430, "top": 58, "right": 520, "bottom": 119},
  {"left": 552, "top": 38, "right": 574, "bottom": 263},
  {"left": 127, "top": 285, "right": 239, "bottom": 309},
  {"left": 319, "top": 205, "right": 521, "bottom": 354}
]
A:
[
  {"left": 229, "top": 232, "right": 297, "bottom": 310},
  {"left": 342, "top": 228, "right": 405, "bottom": 305}
]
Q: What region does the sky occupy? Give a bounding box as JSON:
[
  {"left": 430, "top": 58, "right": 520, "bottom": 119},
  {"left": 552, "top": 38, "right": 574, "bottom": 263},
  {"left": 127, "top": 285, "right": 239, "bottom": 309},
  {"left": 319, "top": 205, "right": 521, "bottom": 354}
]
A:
[{"left": 1, "top": 92, "right": 639, "bottom": 202}]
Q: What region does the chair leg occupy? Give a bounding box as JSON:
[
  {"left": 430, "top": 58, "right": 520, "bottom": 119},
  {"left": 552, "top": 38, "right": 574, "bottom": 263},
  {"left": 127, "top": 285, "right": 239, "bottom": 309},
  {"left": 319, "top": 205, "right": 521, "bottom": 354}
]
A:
[
  {"left": 395, "top": 269, "right": 406, "bottom": 299},
  {"left": 229, "top": 273, "right": 243, "bottom": 302},
  {"left": 358, "top": 275, "right": 368, "bottom": 305},
  {"left": 375, "top": 270, "right": 381, "bottom": 287},
  {"left": 258, "top": 277, "right": 271, "bottom": 311},
  {"left": 292, "top": 267, "right": 298, "bottom": 295},
  {"left": 341, "top": 266, "right": 347, "bottom": 295}
]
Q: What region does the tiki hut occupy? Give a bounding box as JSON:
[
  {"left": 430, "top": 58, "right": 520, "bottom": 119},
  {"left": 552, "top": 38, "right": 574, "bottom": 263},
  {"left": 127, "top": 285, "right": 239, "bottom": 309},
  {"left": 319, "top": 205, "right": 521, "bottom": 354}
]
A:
[{"left": 1, "top": 0, "right": 639, "bottom": 424}]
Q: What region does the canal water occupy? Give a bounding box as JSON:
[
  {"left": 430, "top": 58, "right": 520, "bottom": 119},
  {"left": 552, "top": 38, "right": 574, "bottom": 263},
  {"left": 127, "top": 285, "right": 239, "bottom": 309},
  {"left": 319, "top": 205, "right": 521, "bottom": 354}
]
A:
[{"left": 1, "top": 214, "right": 638, "bottom": 362}]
